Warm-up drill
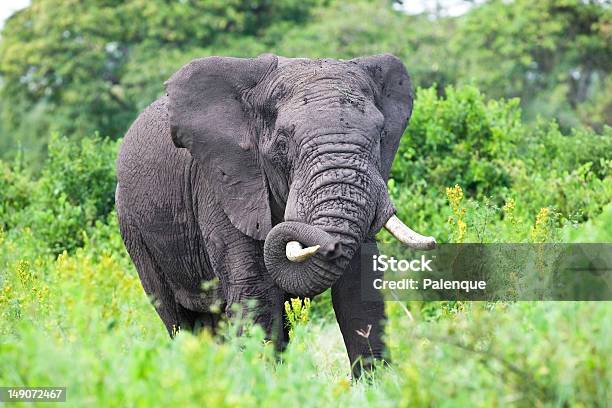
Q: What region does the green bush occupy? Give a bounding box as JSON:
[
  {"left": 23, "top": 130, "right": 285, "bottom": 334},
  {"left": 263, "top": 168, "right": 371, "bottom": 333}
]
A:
[
  {"left": 0, "top": 159, "right": 33, "bottom": 230},
  {"left": 563, "top": 202, "right": 612, "bottom": 243},
  {"left": 389, "top": 85, "right": 611, "bottom": 243},
  {"left": 385, "top": 301, "right": 610, "bottom": 406},
  {"left": 509, "top": 123, "right": 612, "bottom": 223},
  {"left": 392, "top": 85, "right": 521, "bottom": 199},
  {"left": 6, "top": 133, "right": 119, "bottom": 254}
]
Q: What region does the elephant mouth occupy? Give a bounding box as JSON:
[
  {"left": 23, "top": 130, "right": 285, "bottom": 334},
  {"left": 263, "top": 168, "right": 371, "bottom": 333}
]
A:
[{"left": 263, "top": 215, "right": 436, "bottom": 297}]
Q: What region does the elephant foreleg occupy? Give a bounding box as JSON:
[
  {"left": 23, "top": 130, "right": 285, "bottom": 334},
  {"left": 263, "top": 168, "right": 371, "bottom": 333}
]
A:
[{"left": 331, "top": 241, "right": 387, "bottom": 379}]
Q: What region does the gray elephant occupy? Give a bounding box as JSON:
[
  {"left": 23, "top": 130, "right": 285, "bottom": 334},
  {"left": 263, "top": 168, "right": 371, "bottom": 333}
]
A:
[{"left": 115, "top": 53, "right": 435, "bottom": 377}]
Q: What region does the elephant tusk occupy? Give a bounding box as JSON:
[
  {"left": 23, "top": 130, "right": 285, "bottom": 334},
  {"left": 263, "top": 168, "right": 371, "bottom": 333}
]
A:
[
  {"left": 384, "top": 215, "right": 437, "bottom": 250},
  {"left": 286, "top": 241, "right": 320, "bottom": 262}
]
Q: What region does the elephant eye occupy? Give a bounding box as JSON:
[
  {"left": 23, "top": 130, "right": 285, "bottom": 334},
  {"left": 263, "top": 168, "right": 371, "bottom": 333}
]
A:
[
  {"left": 275, "top": 128, "right": 291, "bottom": 154},
  {"left": 380, "top": 128, "right": 387, "bottom": 140},
  {"left": 262, "top": 127, "right": 291, "bottom": 167}
]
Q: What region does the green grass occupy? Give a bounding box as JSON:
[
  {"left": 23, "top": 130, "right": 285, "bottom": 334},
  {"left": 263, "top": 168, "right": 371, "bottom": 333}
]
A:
[{"left": 0, "top": 213, "right": 610, "bottom": 407}]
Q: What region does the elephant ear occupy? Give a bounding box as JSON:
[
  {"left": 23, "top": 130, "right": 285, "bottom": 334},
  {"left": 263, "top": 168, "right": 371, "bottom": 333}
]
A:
[
  {"left": 350, "top": 54, "right": 413, "bottom": 181},
  {"left": 165, "top": 54, "right": 278, "bottom": 240}
]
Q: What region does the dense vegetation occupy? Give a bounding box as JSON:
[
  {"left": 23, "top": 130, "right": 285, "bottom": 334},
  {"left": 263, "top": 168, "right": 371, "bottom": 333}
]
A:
[
  {"left": 0, "top": 0, "right": 609, "bottom": 164},
  {"left": 0, "top": 0, "right": 610, "bottom": 406},
  {"left": 1, "top": 84, "right": 610, "bottom": 406}
]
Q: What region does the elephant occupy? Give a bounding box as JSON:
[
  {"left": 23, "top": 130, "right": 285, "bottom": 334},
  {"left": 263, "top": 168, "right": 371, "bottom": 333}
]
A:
[{"left": 115, "top": 53, "right": 436, "bottom": 377}]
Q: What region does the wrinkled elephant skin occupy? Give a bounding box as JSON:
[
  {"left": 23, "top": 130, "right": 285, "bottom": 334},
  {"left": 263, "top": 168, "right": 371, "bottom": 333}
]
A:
[{"left": 116, "top": 54, "right": 428, "bottom": 377}]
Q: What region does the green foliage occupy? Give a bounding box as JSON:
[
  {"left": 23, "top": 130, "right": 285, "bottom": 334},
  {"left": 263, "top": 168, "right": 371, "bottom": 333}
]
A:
[
  {"left": 39, "top": 133, "right": 118, "bottom": 221},
  {"left": 272, "top": 0, "right": 611, "bottom": 132},
  {"left": 385, "top": 301, "right": 610, "bottom": 406},
  {"left": 0, "top": 2, "right": 610, "bottom": 404},
  {"left": 392, "top": 86, "right": 521, "bottom": 198},
  {"left": 0, "top": 88, "right": 609, "bottom": 406},
  {"left": 272, "top": 0, "right": 410, "bottom": 59},
  {"left": 0, "top": 0, "right": 321, "bottom": 163},
  {"left": 284, "top": 297, "right": 311, "bottom": 340},
  {"left": 1, "top": 0, "right": 609, "bottom": 165},
  {"left": 2, "top": 133, "right": 119, "bottom": 254},
  {"left": 440, "top": 185, "right": 567, "bottom": 243},
  {"left": 453, "top": 0, "right": 611, "bottom": 131},
  {"left": 563, "top": 202, "right": 612, "bottom": 243},
  {"left": 1, "top": 230, "right": 609, "bottom": 406},
  {"left": 0, "top": 159, "right": 33, "bottom": 230},
  {"left": 388, "top": 85, "right": 611, "bottom": 244}
]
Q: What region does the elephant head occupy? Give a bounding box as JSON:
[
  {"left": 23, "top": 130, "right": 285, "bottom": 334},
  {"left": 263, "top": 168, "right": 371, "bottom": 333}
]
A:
[{"left": 165, "top": 53, "right": 435, "bottom": 298}]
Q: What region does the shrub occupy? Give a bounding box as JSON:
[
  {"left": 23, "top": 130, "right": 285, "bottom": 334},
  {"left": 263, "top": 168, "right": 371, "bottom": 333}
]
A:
[
  {"left": 389, "top": 86, "right": 611, "bottom": 242},
  {"left": 392, "top": 85, "right": 522, "bottom": 199},
  {"left": 9, "top": 133, "right": 119, "bottom": 254},
  {"left": 0, "top": 159, "right": 33, "bottom": 230}
]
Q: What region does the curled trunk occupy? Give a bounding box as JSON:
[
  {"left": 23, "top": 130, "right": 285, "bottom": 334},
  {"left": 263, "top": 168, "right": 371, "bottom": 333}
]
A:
[
  {"left": 263, "top": 143, "right": 435, "bottom": 296},
  {"left": 264, "top": 221, "right": 346, "bottom": 297},
  {"left": 264, "top": 163, "right": 376, "bottom": 296}
]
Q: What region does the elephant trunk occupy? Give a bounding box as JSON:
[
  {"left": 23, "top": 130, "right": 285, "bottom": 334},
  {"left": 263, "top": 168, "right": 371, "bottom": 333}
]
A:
[
  {"left": 263, "top": 188, "right": 437, "bottom": 296},
  {"left": 264, "top": 163, "right": 378, "bottom": 297},
  {"left": 264, "top": 221, "right": 346, "bottom": 297},
  {"left": 263, "top": 134, "right": 437, "bottom": 296}
]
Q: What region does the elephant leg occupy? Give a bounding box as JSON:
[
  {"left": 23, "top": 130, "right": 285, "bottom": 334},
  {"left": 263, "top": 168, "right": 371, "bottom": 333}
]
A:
[
  {"left": 331, "top": 242, "right": 387, "bottom": 379},
  {"left": 119, "top": 221, "right": 199, "bottom": 336},
  {"left": 202, "top": 231, "right": 285, "bottom": 348},
  {"left": 224, "top": 251, "right": 286, "bottom": 349},
  {"left": 225, "top": 282, "right": 287, "bottom": 351},
  {"left": 197, "top": 190, "right": 287, "bottom": 348}
]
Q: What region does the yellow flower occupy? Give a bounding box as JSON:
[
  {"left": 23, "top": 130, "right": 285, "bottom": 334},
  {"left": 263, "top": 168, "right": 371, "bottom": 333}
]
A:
[
  {"left": 502, "top": 198, "right": 517, "bottom": 226},
  {"left": 530, "top": 207, "right": 550, "bottom": 243},
  {"left": 284, "top": 297, "right": 311, "bottom": 339},
  {"left": 446, "top": 184, "right": 464, "bottom": 211},
  {"left": 446, "top": 184, "right": 467, "bottom": 242},
  {"left": 333, "top": 378, "right": 351, "bottom": 396},
  {"left": 16, "top": 260, "right": 31, "bottom": 286},
  {"left": 502, "top": 198, "right": 515, "bottom": 214}
]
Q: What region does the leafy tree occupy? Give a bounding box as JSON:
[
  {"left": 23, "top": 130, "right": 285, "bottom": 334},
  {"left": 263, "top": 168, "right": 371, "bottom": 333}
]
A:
[
  {"left": 271, "top": 0, "right": 458, "bottom": 92},
  {"left": 0, "top": 0, "right": 609, "bottom": 168},
  {"left": 0, "top": 0, "right": 321, "bottom": 162},
  {"left": 452, "top": 0, "right": 611, "bottom": 130}
]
